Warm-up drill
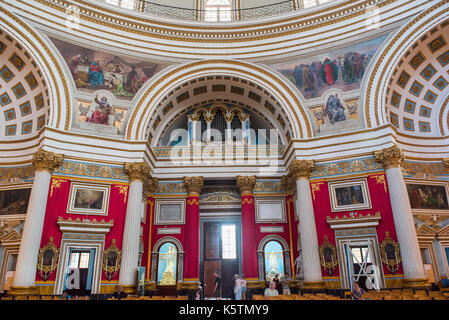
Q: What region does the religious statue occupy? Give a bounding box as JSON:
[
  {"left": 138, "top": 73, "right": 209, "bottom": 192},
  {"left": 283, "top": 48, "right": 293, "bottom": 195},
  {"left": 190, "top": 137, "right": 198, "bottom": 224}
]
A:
[
  {"left": 268, "top": 251, "right": 278, "bottom": 274},
  {"left": 294, "top": 254, "right": 304, "bottom": 279},
  {"left": 160, "top": 245, "right": 177, "bottom": 285}
]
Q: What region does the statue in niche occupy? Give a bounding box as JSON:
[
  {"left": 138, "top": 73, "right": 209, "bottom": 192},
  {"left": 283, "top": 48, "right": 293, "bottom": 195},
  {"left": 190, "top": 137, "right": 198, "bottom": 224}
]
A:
[
  {"left": 324, "top": 94, "right": 346, "bottom": 125},
  {"left": 268, "top": 251, "right": 278, "bottom": 274},
  {"left": 160, "top": 245, "right": 177, "bottom": 285}
]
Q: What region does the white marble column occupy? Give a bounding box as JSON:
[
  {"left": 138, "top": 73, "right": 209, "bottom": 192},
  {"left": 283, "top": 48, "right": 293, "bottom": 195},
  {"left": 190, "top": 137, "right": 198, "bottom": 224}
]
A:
[
  {"left": 12, "top": 149, "right": 63, "bottom": 294},
  {"left": 120, "top": 162, "right": 150, "bottom": 289},
  {"left": 434, "top": 238, "right": 447, "bottom": 279},
  {"left": 374, "top": 145, "right": 427, "bottom": 287},
  {"left": 289, "top": 160, "right": 324, "bottom": 289}
]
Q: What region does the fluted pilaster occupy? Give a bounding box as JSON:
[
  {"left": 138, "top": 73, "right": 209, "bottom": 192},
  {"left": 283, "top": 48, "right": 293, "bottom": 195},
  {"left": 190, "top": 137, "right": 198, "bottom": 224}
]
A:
[{"left": 374, "top": 145, "right": 427, "bottom": 286}]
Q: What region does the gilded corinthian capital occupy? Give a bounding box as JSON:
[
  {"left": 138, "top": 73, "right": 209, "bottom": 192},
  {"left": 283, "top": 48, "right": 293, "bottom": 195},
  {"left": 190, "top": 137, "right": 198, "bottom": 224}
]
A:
[
  {"left": 288, "top": 160, "right": 315, "bottom": 180},
  {"left": 443, "top": 159, "right": 449, "bottom": 169},
  {"left": 144, "top": 176, "right": 159, "bottom": 195},
  {"left": 281, "top": 174, "right": 296, "bottom": 194},
  {"left": 184, "top": 176, "right": 204, "bottom": 197},
  {"left": 374, "top": 145, "right": 404, "bottom": 169},
  {"left": 124, "top": 162, "right": 150, "bottom": 182},
  {"left": 236, "top": 175, "right": 257, "bottom": 195},
  {"left": 32, "top": 149, "right": 63, "bottom": 173}
]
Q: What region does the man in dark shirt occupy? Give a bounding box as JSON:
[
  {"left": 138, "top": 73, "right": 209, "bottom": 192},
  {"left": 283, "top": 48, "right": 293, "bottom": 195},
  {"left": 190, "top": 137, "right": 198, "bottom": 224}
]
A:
[{"left": 112, "top": 285, "right": 128, "bottom": 300}]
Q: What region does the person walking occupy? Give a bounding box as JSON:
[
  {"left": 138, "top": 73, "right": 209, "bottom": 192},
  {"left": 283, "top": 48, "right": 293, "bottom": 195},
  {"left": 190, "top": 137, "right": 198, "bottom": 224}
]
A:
[
  {"left": 281, "top": 273, "right": 291, "bottom": 295},
  {"left": 233, "top": 274, "right": 242, "bottom": 300},
  {"left": 240, "top": 274, "right": 247, "bottom": 300},
  {"left": 213, "top": 270, "right": 221, "bottom": 300}
]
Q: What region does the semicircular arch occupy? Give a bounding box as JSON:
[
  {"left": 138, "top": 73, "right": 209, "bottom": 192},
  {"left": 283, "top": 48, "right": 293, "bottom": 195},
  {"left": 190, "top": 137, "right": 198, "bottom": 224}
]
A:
[{"left": 126, "top": 59, "right": 312, "bottom": 141}]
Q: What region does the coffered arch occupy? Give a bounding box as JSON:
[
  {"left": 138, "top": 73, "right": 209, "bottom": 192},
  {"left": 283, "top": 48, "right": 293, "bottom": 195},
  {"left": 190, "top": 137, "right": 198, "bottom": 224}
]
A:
[
  {"left": 0, "top": 8, "right": 72, "bottom": 133},
  {"left": 148, "top": 74, "right": 295, "bottom": 146},
  {"left": 126, "top": 59, "right": 313, "bottom": 142},
  {"left": 364, "top": 0, "right": 449, "bottom": 134}
]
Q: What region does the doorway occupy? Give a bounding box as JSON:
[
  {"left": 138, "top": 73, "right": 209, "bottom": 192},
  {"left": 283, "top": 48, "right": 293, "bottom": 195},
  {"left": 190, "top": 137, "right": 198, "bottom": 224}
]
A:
[
  {"left": 337, "top": 237, "right": 385, "bottom": 291},
  {"left": 200, "top": 218, "right": 241, "bottom": 299},
  {"left": 64, "top": 249, "right": 96, "bottom": 296}
]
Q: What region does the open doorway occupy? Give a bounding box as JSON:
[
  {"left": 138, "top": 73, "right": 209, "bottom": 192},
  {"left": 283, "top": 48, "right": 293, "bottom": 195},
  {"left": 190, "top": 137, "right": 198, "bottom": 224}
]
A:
[
  {"left": 200, "top": 219, "right": 241, "bottom": 299},
  {"left": 337, "top": 237, "right": 385, "bottom": 292}
]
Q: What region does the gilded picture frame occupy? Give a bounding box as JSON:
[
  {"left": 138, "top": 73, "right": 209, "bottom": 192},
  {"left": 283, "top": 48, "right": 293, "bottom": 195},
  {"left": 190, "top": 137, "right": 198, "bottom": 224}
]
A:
[
  {"left": 405, "top": 180, "right": 449, "bottom": 214},
  {"left": 37, "top": 237, "right": 59, "bottom": 281},
  {"left": 380, "top": 232, "right": 401, "bottom": 275},
  {"left": 319, "top": 236, "right": 338, "bottom": 276},
  {"left": 67, "top": 182, "right": 110, "bottom": 215},
  {"left": 102, "top": 239, "right": 121, "bottom": 281},
  {"left": 0, "top": 185, "right": 32, "bottom": 216},
  {"left": 328, "top": 178, "right": 372, "bottom": 212}
]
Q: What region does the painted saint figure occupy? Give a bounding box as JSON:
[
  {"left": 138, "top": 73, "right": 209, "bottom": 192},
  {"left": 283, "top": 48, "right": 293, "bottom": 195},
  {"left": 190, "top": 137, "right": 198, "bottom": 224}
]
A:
[
  {"left": 85, "top": 95, "right": 112, "bottom": 125},
  {"left": 324, "top": 94, "right": 346, "bottom": 124},
  {"left": 88, "top": 59, "right": 105, "bottom": 87}
]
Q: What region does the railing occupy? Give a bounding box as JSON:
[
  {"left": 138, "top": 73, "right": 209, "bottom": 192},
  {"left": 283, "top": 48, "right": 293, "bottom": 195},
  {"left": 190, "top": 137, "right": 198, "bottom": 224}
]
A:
[
  {"left": 96, "top": 0, "right": 323, "bottom": 22},
  {"left": 139, "top": 0, "right": 296, "bottom": 22}
]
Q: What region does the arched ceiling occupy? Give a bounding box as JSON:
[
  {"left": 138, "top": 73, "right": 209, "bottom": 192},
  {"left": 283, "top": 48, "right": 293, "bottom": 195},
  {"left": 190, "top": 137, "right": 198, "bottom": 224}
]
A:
[
  {"left": 386, "top": 19, "right": 449, "bottom": 137},
  {"left": 0, "top": 29, "right": 49, "bottom": 139},
  {"left": 147, "top": 74, "right": 295, "bottom": 145}
]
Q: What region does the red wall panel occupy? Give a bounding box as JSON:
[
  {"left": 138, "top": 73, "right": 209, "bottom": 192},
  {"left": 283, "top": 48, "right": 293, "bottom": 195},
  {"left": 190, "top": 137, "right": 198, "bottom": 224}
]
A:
[{"left": 37, "top": 178, "right": 128, "bottom": 282}]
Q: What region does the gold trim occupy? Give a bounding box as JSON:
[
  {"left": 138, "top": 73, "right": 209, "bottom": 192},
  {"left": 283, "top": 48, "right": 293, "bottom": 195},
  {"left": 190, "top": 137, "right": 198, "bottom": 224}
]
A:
[
  {"left": 380, "top": 231, "right": 401, "bottom": 275},
  {"left": 102, "top": 239, "right": 121, "bottom": 281},
  {"left": 319, "top": 236, "right": 338, "bottom": 277},
  {"left": 37, "top": 236, "right": 59, "bottom": 281}
]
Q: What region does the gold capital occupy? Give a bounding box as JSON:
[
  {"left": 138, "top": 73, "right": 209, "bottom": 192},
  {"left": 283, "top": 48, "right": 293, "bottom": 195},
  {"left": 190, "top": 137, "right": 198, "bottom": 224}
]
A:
[
  {"left": 288, "top": 160, "right": 314, "bottom": 180},
  {"left": 281, "top": 174, "right": 296, "bottom": 194},
  {"left": 443, "top": 159, "right": 449, "bottom": 169},
  {"left": 374, "top": 145, "right": 404, "bottom": 169},
  {"left": 144, "top": 176, "right": 159, "bottom": 195},
  {"left": 184, "top": 176, "right": 204, "bottom": 196},
  {"left": 124, "top": 162, "right": 150, "bottom": 182},
  {"left": 32, "top": 149, "right": 63, "bottom": 173},
  {"left": 236, "top": 175, "right": 257, "bottom": 195}
]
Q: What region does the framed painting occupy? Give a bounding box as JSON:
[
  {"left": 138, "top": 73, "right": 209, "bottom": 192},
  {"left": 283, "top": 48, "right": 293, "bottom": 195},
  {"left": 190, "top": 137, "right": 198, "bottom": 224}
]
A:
[
  {"left": 154, "top": 199, "right": 185, "bottom": 225},
  {"left": 406, "top": 180, "right": 449, "bottom": 214},
  {"left": 0, "top": 186, "right": 31, "bottom": 215},
  {"left": 255, "top": 198, "right": 286, "bottom": 223},
  {"left": 328, "top": 178, "right": 372, "bottom": 212},
  {"left": 67, "top": 182, "right": 110, "bottom": 215}
]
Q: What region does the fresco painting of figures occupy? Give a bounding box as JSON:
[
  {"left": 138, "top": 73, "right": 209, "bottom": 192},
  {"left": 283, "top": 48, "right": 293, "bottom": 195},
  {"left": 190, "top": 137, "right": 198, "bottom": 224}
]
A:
[
  {"left": 270, "top": 36, "right": 387, "bottom": 99},
  {"left": 50, "top": 37, "right": 170, "bottom": 100}
]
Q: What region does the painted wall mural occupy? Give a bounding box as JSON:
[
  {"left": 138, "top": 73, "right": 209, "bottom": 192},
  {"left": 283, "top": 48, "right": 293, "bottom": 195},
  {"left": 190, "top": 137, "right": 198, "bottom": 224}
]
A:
[
  {"left": 50, "top": 37, "right": 170, "bottom": 100},
  {"left": 270, "top": 36, "right": 387, "bottom": 99}
]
